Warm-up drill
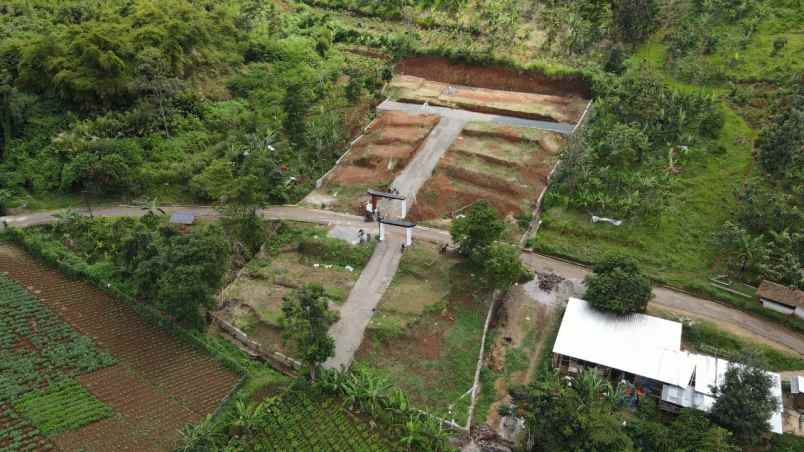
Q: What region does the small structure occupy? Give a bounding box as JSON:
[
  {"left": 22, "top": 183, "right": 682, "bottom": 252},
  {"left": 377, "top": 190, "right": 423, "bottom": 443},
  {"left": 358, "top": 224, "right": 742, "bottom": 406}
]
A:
[
  {"left": 367, "top": 189, "right": 407, "bottom": 218},
  {"left": 378, "top": 218, "right": 416, "bottom": 246},
  {"left": 757, "top": 280, "right": 804, "bottom": 319},
  {"left": 553, "top": 298, "right": 784, "bottom": 433},
  {"left": 169, "top": 212, "right": 195, "bottom": 225}
]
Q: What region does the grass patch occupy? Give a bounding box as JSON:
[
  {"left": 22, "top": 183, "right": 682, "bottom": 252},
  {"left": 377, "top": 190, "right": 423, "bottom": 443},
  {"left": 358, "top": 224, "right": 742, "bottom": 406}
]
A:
[
  {"left": 358, "top": 243, "right": 489, "bottom": 424},
  {"left": 682, "top": 320, "right": 804, "bottom": 372},
  {"left": 13, "top": 380, "right": 113, "bottom": 436}
]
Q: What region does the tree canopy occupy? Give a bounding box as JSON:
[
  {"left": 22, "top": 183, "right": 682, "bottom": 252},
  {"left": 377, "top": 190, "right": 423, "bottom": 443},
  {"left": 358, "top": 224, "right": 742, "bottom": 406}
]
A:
[
  {"left": 280, "top": 284, "right": 338, "bottom": 379},
  {"left": 584, "top": 255, "right": 652, "bottom": 315},
  {"left": 709, "top": 356, "right": 780, "bottom": 446}
]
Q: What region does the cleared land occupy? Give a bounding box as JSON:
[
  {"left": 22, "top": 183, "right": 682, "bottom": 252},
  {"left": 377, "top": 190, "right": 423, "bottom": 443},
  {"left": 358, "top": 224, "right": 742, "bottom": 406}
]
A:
[
  {"left": 355, "top": 242, "right": 489, "bottom": 425},
  {"left": 0, "top": 245, "right": 239, "bottom": 451},
  {"left": 388, "top": 75, "right": 587, "bottom": 124},
  {"left": 410, "top": 122, "right": 563, "bottom": 227},
  {"left": 304, "top": 111, "right": 440, "bottom": 214},
  {"left": 218, "top": 223, "right": 374, "bottom": 359}
]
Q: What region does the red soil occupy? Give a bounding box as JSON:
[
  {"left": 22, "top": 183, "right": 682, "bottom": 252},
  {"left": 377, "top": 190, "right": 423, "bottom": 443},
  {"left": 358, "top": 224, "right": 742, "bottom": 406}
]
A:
[
  {"left": 0, "top": 245, "right": 240, "bottom": 451},
  {"left": 409, "top": 128, "right": 561, "bottom": 222},
  {"left": 395, "top": 56, "right": 591, "bottom": 99},
  {"left": 327, "top": 111, "right": 440, "bottom": 188}
]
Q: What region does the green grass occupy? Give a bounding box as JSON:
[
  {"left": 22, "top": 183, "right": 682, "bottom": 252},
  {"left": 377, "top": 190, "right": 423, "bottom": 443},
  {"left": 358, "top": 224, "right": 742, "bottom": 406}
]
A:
[
  {"left": 681, "top": 320, "right": 804, "bottom": 372},
  {"left": 358, "top": 245, "right": 489, "bottom": 425},
  {"left": 535, "top": 103, "right": 754, "bottom": 289},
  {"left": 13, "top": 380, "right": 113, "bottom": 436}
]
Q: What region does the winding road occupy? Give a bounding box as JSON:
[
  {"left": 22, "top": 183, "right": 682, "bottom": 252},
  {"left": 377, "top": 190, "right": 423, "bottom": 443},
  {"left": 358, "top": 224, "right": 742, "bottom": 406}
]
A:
[{"left": 3, "top": 205, "right": 803, "bottom": 357}]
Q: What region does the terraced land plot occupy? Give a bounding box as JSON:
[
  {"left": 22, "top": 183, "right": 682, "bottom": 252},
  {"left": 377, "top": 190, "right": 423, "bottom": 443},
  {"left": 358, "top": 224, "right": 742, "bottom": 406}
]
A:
[
  {"left": 218, "top": 223, "right": 374, "bottom": 359},
  {"left": 388, "top": 74, "right": 587, "bottom": 124},
  {"left": 0, "top": 244, "right": 239, "bottom": 451},
  {"left": 304, "top": 110, "right": 440, "bottom": 214},
  {"left": 356, "top": 242, "right": 489, "bottom": 425},
  {"left": 410, "top": 122, "right": 564, "bottom": 228}
]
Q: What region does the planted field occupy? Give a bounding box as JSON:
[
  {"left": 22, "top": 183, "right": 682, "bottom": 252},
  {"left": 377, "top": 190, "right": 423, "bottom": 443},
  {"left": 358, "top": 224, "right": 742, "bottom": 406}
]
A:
[
  {"left": 219, "top": 222, "right": 374, "bottom": 357},
  {"left": 410, "top": 122, "right": 563, "bottom": 227},
  {"left": 388, "top": 75, "right": 587, "bottom": 123},
  {"left": 242, "top": 391, "right": 396, "bottom": 451},
  {"left": 356, "top": 242, "right": 489, "bottom": 425},
  {"left": 304, "top": 110, "right": 440, "bottom": 213},
  {"left": 0, "top": 244, "right": 239, "bottom": 451}
]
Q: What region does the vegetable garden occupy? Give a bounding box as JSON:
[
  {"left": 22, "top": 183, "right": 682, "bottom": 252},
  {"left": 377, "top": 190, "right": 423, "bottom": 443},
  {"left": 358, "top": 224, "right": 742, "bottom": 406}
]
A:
[{"left": 0, "top": 244, "right": 240, "bottom": 450}]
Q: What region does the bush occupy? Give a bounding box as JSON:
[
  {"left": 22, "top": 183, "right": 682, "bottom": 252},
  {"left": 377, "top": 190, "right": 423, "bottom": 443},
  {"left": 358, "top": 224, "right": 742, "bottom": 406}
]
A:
[{"left": 585, "top": 255, "right": 652, "bottom": 315}]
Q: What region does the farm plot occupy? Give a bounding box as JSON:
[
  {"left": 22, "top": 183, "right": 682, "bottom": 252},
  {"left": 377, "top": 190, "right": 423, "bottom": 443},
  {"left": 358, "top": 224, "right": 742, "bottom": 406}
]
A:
[
  {"left": 219, "top": 222, "right": 374, "bottom": 358},
  {"left": 229, "top": 390, "right": 397, "bottom": 450},
  {"left": 355, "top": 242, "right": 489, "bottom": 425},
  {"left": 0, "top": 244, "right": 240, "bottom": 451},
  {"left": 410, "top": 122, "right": 563, "bottom": 229},
  {"left": 303, "top": 110, "right": 440, "bottom": 214}
]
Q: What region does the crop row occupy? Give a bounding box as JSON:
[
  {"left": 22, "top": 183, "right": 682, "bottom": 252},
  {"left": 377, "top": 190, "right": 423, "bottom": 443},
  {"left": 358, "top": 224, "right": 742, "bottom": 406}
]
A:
[
  {"left": 257, "top": 392, "right": 395, "bottom": 451},
  {"left": 0, "top": 274, "right": 116, "bottom": 403},
  {"left": 0, "top": 404, "right": 53, "bottom": 452}
]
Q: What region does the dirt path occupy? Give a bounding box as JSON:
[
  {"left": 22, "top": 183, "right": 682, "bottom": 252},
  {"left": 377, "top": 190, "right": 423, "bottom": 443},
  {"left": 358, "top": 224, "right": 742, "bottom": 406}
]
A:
[{"left": 378, "top": 100, "right": 575, "bottom": 135}]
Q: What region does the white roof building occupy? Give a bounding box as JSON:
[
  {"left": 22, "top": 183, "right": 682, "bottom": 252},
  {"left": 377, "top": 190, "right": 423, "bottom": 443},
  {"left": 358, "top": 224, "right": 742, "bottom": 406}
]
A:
[{"left": 554, "top": 298, "right": 784, "bottom": 434}]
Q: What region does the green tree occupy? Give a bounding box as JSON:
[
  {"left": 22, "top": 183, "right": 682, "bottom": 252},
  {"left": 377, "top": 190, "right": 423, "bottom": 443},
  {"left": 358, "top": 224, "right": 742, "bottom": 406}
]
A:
[
  {"left": 756, "top": 89, "right": 803, "bottom": 187},
  {"left": 610, "top": 0, "right": 658, "bottom": 43},
  {"left": 584, "top": 255, "right": 652, "bottom": 315},
  {"left": 710, "top": 356, "right": 779, "bottom": 446},
  {"left": 450, "top": 201, "right": 506, "bottom": 258},
  {"left": 480, "top": 241, "right": 527, "bottom": 291},
  {"left": 516, "top": 370, "right": 635, "bottom": 451},
  {"left": 280, "top": 284, "right": 338, "bottom": 379}
]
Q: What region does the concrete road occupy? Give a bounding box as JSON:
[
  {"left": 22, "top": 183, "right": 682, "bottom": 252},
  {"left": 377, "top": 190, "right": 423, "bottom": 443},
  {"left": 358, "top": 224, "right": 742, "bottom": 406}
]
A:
[
  {"left": 323, "top": 239, "right": 403, "bottom": 370},
  {"left": 520, "top": 251, "right": 804, "bottom": 356},
  {"left": 378, "top": 100, "right": 575, "bottom": 135},
  {"left": 384, "top": 117, "right": 466, "bottom": 217}
]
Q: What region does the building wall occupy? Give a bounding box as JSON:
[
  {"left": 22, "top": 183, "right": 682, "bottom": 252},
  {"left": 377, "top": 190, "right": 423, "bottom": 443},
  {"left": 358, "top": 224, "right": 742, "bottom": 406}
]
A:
[{"left": 762, "top": 299, "right": 795, "bottom": 315}]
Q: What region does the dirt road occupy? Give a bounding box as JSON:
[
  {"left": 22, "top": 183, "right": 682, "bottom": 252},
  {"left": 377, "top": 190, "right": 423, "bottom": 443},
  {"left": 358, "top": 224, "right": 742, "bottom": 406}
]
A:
[
  {"left": 5, "top": 206, "right": 803, "bottom": 357},
  {"left": 520, "top": 252, "right": 804, "bottom": 355},
  {"left": 378, "top": 100, "right": 575, "bottom": 135}
]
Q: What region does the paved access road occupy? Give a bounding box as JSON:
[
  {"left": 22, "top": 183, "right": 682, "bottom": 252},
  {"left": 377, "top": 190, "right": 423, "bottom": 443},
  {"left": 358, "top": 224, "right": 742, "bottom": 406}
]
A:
[
  {"left": 5, "top": 206, "right": 804, "bottom": 357},
  {"left": 323, "top": 239, "right": 403, "bottom": 370},
  {"left": 378, "top": 100, "right": 576, "bottom": 135}
]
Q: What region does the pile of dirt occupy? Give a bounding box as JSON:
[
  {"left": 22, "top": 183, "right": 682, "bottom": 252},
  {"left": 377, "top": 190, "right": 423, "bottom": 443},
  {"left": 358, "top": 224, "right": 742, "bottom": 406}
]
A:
[
  {"left": 536, "top": 272, "right": 565, "bottom": 293},
  {"left": 395, "top": 56, "right": 591, "bottom": 99}
]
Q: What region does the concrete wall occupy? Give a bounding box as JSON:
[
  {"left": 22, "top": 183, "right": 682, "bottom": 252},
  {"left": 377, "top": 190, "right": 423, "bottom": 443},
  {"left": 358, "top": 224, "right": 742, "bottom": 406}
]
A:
[{"left": 762, "top": 299, "right": 795, "bottom": 315}]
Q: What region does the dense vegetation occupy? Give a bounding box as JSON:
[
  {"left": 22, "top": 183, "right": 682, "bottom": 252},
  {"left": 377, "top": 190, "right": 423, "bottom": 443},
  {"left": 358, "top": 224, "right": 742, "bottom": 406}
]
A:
[
  {"left": 0, "top": 0, "right": 387, "bottom": 209},
  {"left": 10, "top": 212, "right": 229, "bottom": 328}
]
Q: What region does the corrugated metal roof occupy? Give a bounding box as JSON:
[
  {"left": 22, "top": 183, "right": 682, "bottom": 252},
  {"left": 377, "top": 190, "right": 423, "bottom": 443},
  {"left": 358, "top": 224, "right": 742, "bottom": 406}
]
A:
[
  {"left": 169, "top": 212, "right": 195, "bottom": 225},
  {"left": 556, "top": 298, "right": 784, "bottom": 434},
  {"left": 553, "top": 299, "right": 690, "bottom": 386}
]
